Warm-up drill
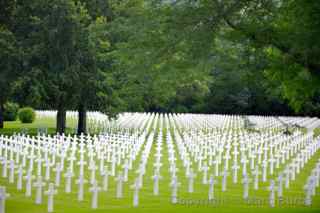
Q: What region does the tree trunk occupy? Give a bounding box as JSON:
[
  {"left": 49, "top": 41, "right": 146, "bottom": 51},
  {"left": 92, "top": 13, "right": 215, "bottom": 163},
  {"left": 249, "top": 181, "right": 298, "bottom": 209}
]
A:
[
  {"left": 56, "top": 106, "right": 66, "bottom": 134},
  {"left": 0, "top": 101, "right": 4, "bottom": 129},
  {"left": 77, "top": 104, "right": 87, "bottom": 135}
]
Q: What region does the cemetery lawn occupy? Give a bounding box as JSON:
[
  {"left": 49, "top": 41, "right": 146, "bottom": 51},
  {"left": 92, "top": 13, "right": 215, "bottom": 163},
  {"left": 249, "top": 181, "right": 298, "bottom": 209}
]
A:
[
  {"left": 0, "top": 118, "right": 320, "bottom": 213},
  {"left": 314, "top": 128, "right": 320, "bottom": 137},
  {"left": 2, "top": 138, "right": 320, "bottom": 213},
  {"left": 0, "top": 117, "right": 77, "bottom": 136}
]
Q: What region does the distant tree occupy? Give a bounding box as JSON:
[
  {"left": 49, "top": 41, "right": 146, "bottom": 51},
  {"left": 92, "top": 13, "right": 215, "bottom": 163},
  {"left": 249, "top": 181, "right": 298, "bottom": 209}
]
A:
[{"left": 0, "top": 27, "right": 18, "bottom": 128}]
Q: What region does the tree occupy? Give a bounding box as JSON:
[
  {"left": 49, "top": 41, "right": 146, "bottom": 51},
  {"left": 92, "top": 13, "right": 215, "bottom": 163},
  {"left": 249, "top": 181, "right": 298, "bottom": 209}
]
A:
[
  {"left": 74, "top": 1, "right": 130, "bottom": 134},
  {"left": 13, "top": 0, "right": 91, "bottom": 133},
  {"left": 222, "top": 0, "right": 320, "bottom": 112},
  {"left": 0, "top": 0, "right": 15, "bottom": 27},
  {"left": 0, "top": 27, "right": 18, "bottom": 128},
  {"left": 117, "top": 0, "right": 319, "bottom": 115},
  {"left": 75, "top": 16, "right": 119, "bottom": 134}
]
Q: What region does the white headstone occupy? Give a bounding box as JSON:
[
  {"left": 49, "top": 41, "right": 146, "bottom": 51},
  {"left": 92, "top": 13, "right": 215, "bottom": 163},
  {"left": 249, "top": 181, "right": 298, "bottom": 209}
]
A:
[
  {"left": 89, "top": 181, "right": 101, "bottom": 209},
  {"left": 0, "top": 187, "right": 9, "bottom": 213},
  {"left": 116, "top": 172, "right": 124, "bottom": 198},
  {"left": 44, "top": 183, "right": 57, "bottom": 213},
  {"left": 208, "top": 175, "right": 216, "bottom": 200},
  {"left": 34, "top": 176, "right": 46, "bottom": 204}
]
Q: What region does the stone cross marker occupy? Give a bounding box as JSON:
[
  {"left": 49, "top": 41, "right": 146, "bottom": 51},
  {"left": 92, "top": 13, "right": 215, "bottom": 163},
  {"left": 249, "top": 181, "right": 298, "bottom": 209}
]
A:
[
  {"left": 89, "top": 181, "right": 101, "bottom": 209},
  {"left": 131, "top": 178, "right": 140, "bottom": 207},
  {"left": 101, "top": 167, "right": 110, "bottom": 192},
  {"left": 202, "top": 164, "right": 209, "bottom": 184},
  {"left": 152, "top": 173, "right": 162, "bottom": 196},
  {"left": 208, "top": 175, "right": 217, "bottom": 200},
  {"left": 232, "top": 162, "right": 240, "bottom": 184},
  {"left": 44, "top": 183, "right": 57, "bottom": 213},
  {"left": 64, "top": 169, "right": 74, "bottom": 193},
  {"left": 116, "top": 172, "right": 124, "bottom": 198},
  {"left": 0, "top": 187, "right": 9, "bottom": 213},
  {"left": 277, "top": 173, "right": 283, "bottom": 198},
  {"left": 34, "top": 176, "right": 46, "bottom": 204},
  {"left": 24, "top": 170, "right": 35, "bottom": 197},
  {"left": 222, "top": 169, "right": 228, "bottom": 192},
  {"left": 16, "top": 166, "right": 24, "bottom": 191},
  {"left": 242, "top": 174, "right": 250, "bottom": 200},
  {"left": 269, "top": 179, "right": 275, "bottom": 207},
  {"left": 76, "top": 175, "right": 88, "bottom": 201},
  {"left": 170, "top": 176, "right": 181, "bottom": 204},
  {"left": 188, "top": 170, "right": 196, "bottom": 193}
]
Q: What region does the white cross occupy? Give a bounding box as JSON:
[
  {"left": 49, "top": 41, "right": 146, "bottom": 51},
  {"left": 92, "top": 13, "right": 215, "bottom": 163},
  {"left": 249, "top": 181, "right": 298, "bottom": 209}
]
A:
[
  {"left": 277, "top": 173, "right": 283, "bottom": 198},
  {"left": 252, "top": 165, "right": 260, "bottom": 190},
  {"left": 202, "top": 164, "right": 209, "bottom": 184},
  {"left": 53, "top": 163, "right": 63, "bottom": 187},
  {"left": 33, "top": 176, "right": 46, "bottom": 204},
  {"left": 8, "top": 160, "right": 15, "bottom": 184},
  {"left": 131, "top": 178, "right": 140, "bottom": 207},
  {"left": 269, "top": 179, "right": 275, "bottom": 207},
  {"left": 208, "top": 175, "right": 217, "bottom": 200},
  {"left": 89, "top": 181, "right": 101, "bottom": 209},
  {"left": 64, "top": 169, "right": 74, "bottom": 193},
  {"left": 170, "top": 176, "right": 181, "bottom": 204},
  {"left": 44, "top": 183, "right": 57, "bottom": 213},
  {"left": 16, "top": 165, "right": 24, "bottom": 190},
  {"left": 24, "top": 170, "right": 35, "bottom": 197},
  {"left": 152, "top": 172, "right": 162, "bottom": 196},
  {"left": 232, "top": 163, "right": 240, "bottom": 184},
  {"left": 100, "top": 166, "right": 110, "bottom": 192},
  {"left": 242, "top": 174, "right": 250, "bottom": 200},
  {"left": 0, "top": 187, "right": 10, "bottom": 213},
  {"left": 188, "top": 170, "right": 197, "bottom": 193},
  {"left": 76, "top": 175, "right": 88, "bottom": 201},
  {"left": 223, "top": 153, "right": 231, "bottom": 170},
  {"left": 222, "top": 169, "right": 228, "bottom": 192},
  {"left": 116, "top": 172, "right": 124, "bottom": 198}
]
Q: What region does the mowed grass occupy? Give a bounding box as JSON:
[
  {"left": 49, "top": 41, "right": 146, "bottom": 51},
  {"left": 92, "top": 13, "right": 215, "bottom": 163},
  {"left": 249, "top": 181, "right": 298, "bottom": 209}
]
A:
[
  {"left": 0, "top": 117, "right": 320, "bottom": 213},
  {"left": 0, "top": 117, "right": 77, "bottom": 136}
]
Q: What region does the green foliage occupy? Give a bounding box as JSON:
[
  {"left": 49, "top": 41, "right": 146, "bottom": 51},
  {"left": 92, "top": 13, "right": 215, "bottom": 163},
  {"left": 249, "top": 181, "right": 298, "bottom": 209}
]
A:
[
  {"left": 223, "top": 0, "right": 320, "bottom": 112},
  {"left": 0, "top": 26, "right": 18, "bottom": 103},
  {"left": 0, "top": 0, "right": 15, "bottom": 27},
  {"left": 3, "top": 102, "right": 19, "bottom": 121},
  {"left": 1, "top": 0, "right": 319, "bottom": 118},
  {"left": 18, "top": 107, "right": 36, "bottom": 124}
]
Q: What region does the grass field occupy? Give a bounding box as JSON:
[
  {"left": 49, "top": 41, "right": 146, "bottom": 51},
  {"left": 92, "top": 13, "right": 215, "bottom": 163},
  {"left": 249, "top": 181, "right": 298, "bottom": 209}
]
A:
[
  {"left": 0, "top": 117, "right": 77, "bottom": 136},
  {"left": 0, "top": 116, "right": 320, "bottom": 213}
]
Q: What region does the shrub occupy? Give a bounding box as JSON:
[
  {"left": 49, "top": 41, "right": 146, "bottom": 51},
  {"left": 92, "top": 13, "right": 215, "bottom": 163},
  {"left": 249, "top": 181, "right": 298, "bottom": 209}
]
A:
[
  {"left": 3, "top": 102, "right": 19, "bottom": 121},
  {"left": 18, "top": 107, "right": 36, "bottom": 123}
]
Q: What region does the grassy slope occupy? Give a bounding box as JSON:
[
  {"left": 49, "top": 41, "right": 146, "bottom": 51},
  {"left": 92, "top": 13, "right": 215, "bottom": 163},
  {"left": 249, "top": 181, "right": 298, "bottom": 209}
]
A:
[{"left": 0, "top": 119, "right": 319, "bottom": 213}]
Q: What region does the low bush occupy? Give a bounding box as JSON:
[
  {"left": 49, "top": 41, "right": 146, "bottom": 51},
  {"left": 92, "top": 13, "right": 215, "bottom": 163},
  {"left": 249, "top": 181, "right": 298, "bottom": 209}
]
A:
[
  {"left": 18, "top": 107, "right": 36, "bottom": 123},
  {"left": 3, "top": 102, "right": 19, "bottom": 121}
]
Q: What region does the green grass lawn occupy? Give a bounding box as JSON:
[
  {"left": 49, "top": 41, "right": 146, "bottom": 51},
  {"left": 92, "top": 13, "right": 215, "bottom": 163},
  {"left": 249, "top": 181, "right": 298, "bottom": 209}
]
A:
[
  {"left": 0, "top": 118, "right": 320, "bottom": 213},
  {"left": 0, "top": 117, "right": 77, "bottom": 136},
  {"left": 314, "top": 128, "right": 320, "bottom": 137}
]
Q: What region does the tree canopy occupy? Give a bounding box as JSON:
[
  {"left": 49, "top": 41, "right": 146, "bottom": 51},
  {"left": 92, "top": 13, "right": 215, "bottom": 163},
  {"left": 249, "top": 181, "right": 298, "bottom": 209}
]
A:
[{"left": 0, "top": 0, "right": 319, "bottom": 132}]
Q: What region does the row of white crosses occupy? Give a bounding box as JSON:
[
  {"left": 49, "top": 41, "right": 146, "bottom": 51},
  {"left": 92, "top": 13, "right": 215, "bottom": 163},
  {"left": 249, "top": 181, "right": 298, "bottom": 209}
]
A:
[
  {"left": 0, "top": 111, "right": 153, "bottom": 212},
  {"left": 266, "top": 136, "right": 320, "bottom": 207},
  {"left": 166, "top": 128, "right": 181, "bottom": 204},
  {"left": 168, "top": 113, "right": 320, "bottom": 207},
  {"left": 36, "top": 110, "right": 113, "bottom": 134},
  {"left": 1, "top": 112, "right": 320, "bottom": 212},
  {"left": 35, "top": 110, "right": 320, "bottom": 132},
  {"left": 0, "top": 113, "right": 153, "bottom": 213},
  {"left": 304, "top": 159, "right": 320, "bottom": 206}
]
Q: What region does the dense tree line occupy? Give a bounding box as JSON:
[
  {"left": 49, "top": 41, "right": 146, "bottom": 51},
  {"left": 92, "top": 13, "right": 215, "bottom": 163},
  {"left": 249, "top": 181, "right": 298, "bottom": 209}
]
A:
[{"left": 0, "top": 0, "right": 319, "bottom": 133}]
